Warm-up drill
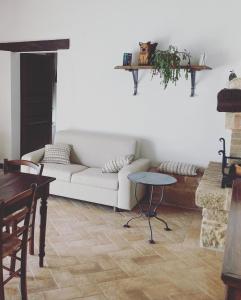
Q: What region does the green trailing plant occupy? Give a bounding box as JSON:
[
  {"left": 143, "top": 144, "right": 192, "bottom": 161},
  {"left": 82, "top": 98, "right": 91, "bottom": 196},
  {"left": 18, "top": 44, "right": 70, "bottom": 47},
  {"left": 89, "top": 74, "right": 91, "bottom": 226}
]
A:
[{"left": 151, "top": 45, "right": 191, "bottom": 89}]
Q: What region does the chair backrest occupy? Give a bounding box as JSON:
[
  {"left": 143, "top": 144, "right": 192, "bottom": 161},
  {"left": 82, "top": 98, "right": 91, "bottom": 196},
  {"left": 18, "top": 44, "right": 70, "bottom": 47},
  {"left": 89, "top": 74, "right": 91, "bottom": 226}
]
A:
[
  {"left": 54, "top": 130, "right": 138, "bottom": 168},
  {"left": 3, "top": 159, "right": 43, "bottom": 175},
  {"left": 0, "top": 184, "right": 37, "bottom": 260}
]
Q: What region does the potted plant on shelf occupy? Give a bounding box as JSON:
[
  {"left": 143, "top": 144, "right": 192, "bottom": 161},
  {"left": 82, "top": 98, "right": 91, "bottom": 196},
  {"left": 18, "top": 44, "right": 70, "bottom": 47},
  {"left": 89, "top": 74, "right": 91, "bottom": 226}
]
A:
[{"left": 151, "top": 45, "right": 191, "bottom": 89}]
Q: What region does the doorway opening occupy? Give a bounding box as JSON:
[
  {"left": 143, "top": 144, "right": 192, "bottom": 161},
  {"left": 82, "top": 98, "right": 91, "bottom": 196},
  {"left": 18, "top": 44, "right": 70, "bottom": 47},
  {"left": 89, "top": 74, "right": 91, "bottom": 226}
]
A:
[{"left": 20, "top": 53, "right": 57, "bottom": 156}]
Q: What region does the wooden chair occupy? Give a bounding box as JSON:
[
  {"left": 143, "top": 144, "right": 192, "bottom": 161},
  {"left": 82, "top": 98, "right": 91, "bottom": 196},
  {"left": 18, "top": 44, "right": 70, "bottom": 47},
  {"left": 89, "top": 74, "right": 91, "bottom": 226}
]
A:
[
  {"left": 0, "top": 184, "right": 37, "bottom": 300},
  {"left": 3, "top": 159, "right": 43, "bottom": 255}
]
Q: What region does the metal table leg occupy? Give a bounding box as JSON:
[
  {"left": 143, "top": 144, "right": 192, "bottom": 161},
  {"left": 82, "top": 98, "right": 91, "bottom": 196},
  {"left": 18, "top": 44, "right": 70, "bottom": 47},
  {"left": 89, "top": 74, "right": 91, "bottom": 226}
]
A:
[
  {"left": 123, "top": 183, "right": 145, "bottom": 228},
  {"left": 154, "top": 216, "right": 172, "bottom": 231},
  {"left": 148, "top": 185, "right": 155, "bottom": 244},
  {"left": 123, "top": 183, "right": 171, "bottom": 244},
  {"left": 152, "top": 186, "right": 172, "bottom": 232}
]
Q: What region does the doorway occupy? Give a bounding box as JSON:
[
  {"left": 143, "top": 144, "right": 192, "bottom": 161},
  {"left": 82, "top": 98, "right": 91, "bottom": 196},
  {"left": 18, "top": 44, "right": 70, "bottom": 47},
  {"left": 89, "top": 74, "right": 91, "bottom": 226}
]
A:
[{"left": 20, "top": 53, "right": 57, "bottom": 156}]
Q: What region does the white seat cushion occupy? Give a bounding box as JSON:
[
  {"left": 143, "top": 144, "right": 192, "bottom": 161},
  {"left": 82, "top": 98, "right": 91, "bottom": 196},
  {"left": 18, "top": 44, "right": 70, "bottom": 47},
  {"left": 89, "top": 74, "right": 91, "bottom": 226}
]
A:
[
  {"left": 43, "top": 163, "right": 87, "bottom": 182},
  {"left": 71, "top": 168, "right": 119, "bottom": 190}
]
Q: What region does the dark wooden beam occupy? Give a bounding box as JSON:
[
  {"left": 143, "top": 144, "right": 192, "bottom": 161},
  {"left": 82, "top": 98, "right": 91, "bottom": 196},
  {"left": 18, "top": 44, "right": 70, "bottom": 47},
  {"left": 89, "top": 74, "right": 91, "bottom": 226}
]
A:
[
  {"left": 0, "top": 39, "right": 70, "bottom": 52},
  {"left": 222, "top": 178, "right": 241, "bottom": 300}
]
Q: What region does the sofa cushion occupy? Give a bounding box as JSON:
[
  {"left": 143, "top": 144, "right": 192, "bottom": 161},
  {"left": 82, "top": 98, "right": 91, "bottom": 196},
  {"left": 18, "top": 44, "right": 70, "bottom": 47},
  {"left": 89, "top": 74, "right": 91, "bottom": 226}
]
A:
[
  {"left": 42, "top": 144, "right": 71, "bottom": 165},
  {"left": 42, "top": 163, "right": 87, "bottom": 182},
  {"left": 71, "top": 168, "right": 119, "bottom": 190},
  {"left": 102, "top": 154, "right": 135, "bottom": 173},
  {"left": 159, "top": 161, "right": 198, "bottom": 176}
]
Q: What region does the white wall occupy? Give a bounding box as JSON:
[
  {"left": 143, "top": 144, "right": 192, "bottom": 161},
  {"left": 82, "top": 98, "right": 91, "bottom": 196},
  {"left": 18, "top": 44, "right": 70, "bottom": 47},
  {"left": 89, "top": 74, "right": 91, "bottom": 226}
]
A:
[
  {"left": 0, "top": 0, "right": 239, "bottom": 166},
  {"left": 0, "top": 51, "right": 20, "bottom": 160},
  {"left": 11, "top": 53, "right": 20, "bottom": 159},
  {"left": 0, "top": 51, "right": 12, "bottom": 160}
]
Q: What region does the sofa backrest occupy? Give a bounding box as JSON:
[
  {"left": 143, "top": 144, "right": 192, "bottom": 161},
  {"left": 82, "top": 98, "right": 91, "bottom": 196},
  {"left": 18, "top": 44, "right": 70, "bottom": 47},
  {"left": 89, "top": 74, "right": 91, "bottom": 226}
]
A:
[{"left": 54, "top": 130, "right": 138, "bottom": 168}]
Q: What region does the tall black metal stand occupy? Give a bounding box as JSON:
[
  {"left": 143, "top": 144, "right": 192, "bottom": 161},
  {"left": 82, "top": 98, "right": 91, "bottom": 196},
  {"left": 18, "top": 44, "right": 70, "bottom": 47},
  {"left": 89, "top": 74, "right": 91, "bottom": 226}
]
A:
[{"left": 123, "top": 183, "right": 171, "bottom": 244}]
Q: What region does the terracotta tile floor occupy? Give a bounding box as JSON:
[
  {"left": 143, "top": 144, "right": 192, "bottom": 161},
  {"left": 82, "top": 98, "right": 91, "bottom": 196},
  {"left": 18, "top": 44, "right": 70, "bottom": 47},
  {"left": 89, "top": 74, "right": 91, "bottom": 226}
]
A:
[{"left": 5, "top": 196, "right": 225, "bottom": 300}]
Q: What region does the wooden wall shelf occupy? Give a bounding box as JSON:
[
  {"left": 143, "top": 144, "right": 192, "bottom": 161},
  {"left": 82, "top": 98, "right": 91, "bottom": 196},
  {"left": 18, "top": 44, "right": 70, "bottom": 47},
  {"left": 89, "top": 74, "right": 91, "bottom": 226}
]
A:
[{"left": 114, "top": 65, "right": 212, "bottom": 96}]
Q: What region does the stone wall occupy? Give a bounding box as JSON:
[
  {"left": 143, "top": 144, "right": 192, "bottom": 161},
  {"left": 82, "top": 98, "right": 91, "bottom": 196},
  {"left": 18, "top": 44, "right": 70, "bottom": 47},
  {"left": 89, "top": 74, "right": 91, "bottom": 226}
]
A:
[
  {"left": 226, "top": 113, "right": 241, "bottom": 158},
  {"left": 195, "top": 112, "right": 241, "bottom": 250},
  {"left": 195, "top": 162, "right": 232, "bottom": 249}
]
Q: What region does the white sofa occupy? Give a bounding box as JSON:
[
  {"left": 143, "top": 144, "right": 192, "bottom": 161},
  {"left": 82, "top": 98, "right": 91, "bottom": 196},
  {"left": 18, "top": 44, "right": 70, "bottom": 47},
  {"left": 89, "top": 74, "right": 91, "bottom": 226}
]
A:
[{"left": 22, "top": 130, "right": 150, "bottom": 210}]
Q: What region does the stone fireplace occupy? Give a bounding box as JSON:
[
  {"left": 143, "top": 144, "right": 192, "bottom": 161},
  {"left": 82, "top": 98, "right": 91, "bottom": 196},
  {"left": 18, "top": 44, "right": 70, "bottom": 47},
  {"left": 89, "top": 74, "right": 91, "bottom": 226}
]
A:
[{"left": 196, "top": 102, "right": 241, "bottom": 250}]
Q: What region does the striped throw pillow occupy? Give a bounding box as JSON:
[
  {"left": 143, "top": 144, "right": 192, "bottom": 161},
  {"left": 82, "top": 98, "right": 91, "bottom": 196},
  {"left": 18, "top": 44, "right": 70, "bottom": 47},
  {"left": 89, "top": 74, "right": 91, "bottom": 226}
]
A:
[
  {"left": 159, "top": 161, "right": 197, "bottom": 176},
  {"left": 102, "top": 155, "right": 135, "bottom": 173},
  {"left": 42, "top": 144, "right": 71, "bottom": 165}
]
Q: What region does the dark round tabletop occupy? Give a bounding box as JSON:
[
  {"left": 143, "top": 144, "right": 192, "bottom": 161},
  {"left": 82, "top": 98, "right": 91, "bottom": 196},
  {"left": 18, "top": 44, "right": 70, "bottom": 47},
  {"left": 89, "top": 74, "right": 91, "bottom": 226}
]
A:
[{"left": 128, "top": 172, "right": 177, "bottom": 186}]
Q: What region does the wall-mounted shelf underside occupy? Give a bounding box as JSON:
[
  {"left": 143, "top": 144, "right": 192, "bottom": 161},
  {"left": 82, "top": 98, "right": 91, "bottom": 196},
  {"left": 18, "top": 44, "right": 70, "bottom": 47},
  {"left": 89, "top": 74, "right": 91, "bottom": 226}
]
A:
[{"left": 114, "top": 65, "right": 212, "bottom": 96}]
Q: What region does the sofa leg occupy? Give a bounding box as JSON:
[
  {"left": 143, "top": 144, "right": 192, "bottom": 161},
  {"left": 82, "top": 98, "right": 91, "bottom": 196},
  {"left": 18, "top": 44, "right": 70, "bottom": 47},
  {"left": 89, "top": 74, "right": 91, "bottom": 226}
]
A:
[
  {"left": 114, "top": 207, "right": 123, "bottom": 212},
  {"left": 113, "top": 207, "right": 125, "bottom": 213}
]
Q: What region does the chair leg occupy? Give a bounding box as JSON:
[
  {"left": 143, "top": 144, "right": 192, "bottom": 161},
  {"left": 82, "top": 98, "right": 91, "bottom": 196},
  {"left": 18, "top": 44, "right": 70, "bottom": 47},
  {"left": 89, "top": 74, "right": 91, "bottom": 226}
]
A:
[
  {"left": 29, "top": 230, "right": 34, "bottom": 255},
  {"left": 0, "top": 267, "right": 5, "bottom": 300},
  {"left": 0, "top": 286, "right": 4, "bottom": 300},
  {"left": 10, "top": 252, "right": 17, "bottom": 275},
  {"left": 20, "top": 254, "right": 27, "bottom": 300},
  {"left": 29, "top": 201, "right": 37, "bottom": 255},
  {"left": 0, "top": 285, "right": 4, "bottom": 300},
  {"left": 10, "top": 222, "right": 18, "bottom": 275}
]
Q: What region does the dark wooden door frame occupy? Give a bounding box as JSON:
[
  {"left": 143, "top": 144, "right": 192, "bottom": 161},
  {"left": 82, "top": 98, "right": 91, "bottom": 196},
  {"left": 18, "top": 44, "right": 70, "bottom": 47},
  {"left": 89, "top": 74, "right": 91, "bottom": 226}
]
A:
[
  {"left": 0, "top": 39, "right": 69, "bottom": 157},
  {"left": 20, "top": 53, "right": 56, "bottom": 156},
  {"left": 0, "top": 39, "right": 69, "bottom": 52}
]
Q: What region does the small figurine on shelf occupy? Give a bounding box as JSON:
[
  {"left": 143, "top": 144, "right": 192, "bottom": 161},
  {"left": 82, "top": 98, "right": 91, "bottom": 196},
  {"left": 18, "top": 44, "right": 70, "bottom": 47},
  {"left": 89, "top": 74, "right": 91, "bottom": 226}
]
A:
[
  {"left": 229, "top": 70, "right": 237, "bottom": 81},
  {"left": 138, "top": 41, "right": 158, "bottom": 65}
]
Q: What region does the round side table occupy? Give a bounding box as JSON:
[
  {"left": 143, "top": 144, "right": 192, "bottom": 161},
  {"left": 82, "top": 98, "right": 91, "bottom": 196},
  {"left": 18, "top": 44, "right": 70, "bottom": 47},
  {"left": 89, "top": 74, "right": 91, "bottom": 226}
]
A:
[{"left": 123, "top": 171, "right": 177, "bottom": 244}]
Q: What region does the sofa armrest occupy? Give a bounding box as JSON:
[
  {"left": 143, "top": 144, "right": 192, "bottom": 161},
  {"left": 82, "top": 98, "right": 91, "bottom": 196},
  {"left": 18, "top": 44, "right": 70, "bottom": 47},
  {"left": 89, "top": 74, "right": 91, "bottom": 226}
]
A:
[
  {"left": 118, "top": 158, "right": 150, "bottom": 210},
  {"left": 21, "top": 148, "right": 45, "bottom": 173},
  {"left": 21, "top": 148, "right": 45, "bottom": 163}
]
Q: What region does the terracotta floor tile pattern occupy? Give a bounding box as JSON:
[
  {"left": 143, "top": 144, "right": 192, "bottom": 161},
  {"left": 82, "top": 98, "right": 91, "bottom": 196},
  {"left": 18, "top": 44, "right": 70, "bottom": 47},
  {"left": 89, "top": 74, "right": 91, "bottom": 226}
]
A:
[{"left": 4, "top": 196, "right": 225, "bottom": 300}]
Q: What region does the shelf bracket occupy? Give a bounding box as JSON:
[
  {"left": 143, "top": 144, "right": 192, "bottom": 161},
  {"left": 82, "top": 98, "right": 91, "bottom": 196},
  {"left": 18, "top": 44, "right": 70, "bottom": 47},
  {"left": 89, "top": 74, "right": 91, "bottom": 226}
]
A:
[
  {"left": 190, "top": 70, "right": 196, "bottom": 97},
  {"left": 130, "top": 70, "right": 138, "bottom": 96}
]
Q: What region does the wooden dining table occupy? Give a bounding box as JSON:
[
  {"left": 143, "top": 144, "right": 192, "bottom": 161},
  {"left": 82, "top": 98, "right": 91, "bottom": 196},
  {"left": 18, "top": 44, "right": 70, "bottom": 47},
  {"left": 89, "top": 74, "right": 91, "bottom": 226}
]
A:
[{"left": 0, "top": 170, "right": 55, "bottom": 267}]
